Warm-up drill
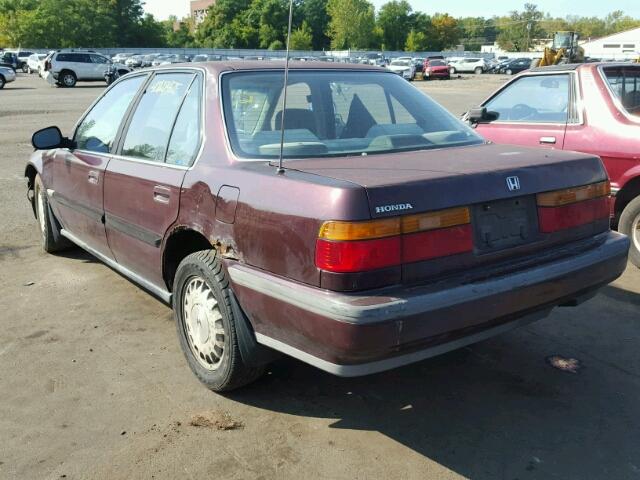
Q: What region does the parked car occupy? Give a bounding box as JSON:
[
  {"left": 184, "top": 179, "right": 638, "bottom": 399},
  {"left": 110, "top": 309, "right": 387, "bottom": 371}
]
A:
[
  {"left": 0, "top": 51, "right": 18, "bottom": 71},
  {"left": 25, "top": 62, "right": 628, "bottom": 391},
  {"left": 5, "top": 50, "right": 34, "bottom": 72},
  {"left": 43, "top": 50, "right": 131, "bottom": 87},
  {"left": 412, "top": 57, "right": 426, "bottom": 73},
  {"left": 423, "top": 59, "right": 450, "bottom": 80},
  {"left": 26, "top": 53, "right": 48, "bottom": 75},
  {"left": 112, "top": 52, "right": 135, "bottom": 63},
  {"left": 387, "top": 59, "right": 415, "bottom": 80},
  {"left": 0, "top": 65, "right": 16, "bottom": 88},
  {"left": 125, "top": 54, "right": 145, "bottom": 69},
  {"left": 466, "top": 62, "right": 640, "bottom": 266},
  {"left": 449, "top": 57, "right": 488, "bottom": 74},
  {"left": 499, "top": 58, "right": 533, "bottom": 75},
  {"left": 192, "top": 54, "right": 223, "bottom": 63},
  {"left": 487, "top": 58, "right": 512, "bottom": 73}
]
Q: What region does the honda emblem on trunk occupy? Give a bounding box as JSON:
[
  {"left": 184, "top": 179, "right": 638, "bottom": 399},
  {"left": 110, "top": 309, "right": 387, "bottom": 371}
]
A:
[{"left": 506, "top": 176, "right": 521, "bottom": 191}]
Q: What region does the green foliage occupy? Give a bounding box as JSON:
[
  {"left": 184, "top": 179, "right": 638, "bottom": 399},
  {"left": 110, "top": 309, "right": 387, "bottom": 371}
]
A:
[
  {"left": 327, "top": 0, "right": 376, "bottom": 49},
  {"left": 290, "top": 21, "right": 314, "bottom": 50},
  {"left": 496, "top": 3, "right": 544, "bottom": 51},
  {"left": 377, "top": 1, "right": 413, "bottom": 51},
  {"left": 268, "top": 39, "right": 285, "bottom": 50},
  {"left": 0, "top": 0, "right": 638, "bottom": 53},
  {"left": 405, "top": 29, "right": 427, "bottom": 51}
]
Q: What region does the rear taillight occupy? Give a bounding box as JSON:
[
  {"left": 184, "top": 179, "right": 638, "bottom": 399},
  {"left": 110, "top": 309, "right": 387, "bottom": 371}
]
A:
[
  {"left": 315, "top": 207, "right": 472, "bottom": 273},
  {"left": 537, "top": 181, "right": 610, "bottom": 233}
]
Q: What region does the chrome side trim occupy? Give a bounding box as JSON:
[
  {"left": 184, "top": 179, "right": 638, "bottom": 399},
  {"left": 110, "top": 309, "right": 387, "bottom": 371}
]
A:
[
  {"left": 255, "top": 311, "right": 548, "bottom": 377},
  {"left": 60, "top": 228, "right": 172, "bottom": 304}
]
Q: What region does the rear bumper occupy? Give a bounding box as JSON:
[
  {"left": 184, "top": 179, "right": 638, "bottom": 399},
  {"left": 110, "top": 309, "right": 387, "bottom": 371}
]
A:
[{"left": 229, "top": 231, "right": 629, "bottom": 376}]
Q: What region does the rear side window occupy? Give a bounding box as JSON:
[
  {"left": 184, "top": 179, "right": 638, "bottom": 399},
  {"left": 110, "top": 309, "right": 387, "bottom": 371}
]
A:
[
  {"left": 484, "top": 74, "right": 570, "bottom": 123},
  {"left": 121, "top": 72, "right": 195, "bottom": 161},
  {"left": 166, "top": 75, "right": 202, "bottom": 166},
  {"left": 603, "top": 67, "right": 640, "bottom": 117},
  {"left": 75, "top": 75, "right": 147, "bottom": 153}
]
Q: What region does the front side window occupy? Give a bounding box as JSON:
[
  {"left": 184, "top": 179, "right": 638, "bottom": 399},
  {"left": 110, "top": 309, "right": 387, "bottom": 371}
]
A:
[
  {"left": 484, "top": 74, "right": 570, "bottom": 123},
  {"left": 90, "top": 54, "right": 108, "bottom": 64},
  {"left": 603, "top": 66, "right": 640, "bottom": 117},
  {"left": 121, "top": 73, "right": 195, "bottom": 161},
  {"left": 74, "top": 75, "right": 147, "bottom": 153},
  {"left": 222, "top": 70, "right": 482, "bottom": 159}
]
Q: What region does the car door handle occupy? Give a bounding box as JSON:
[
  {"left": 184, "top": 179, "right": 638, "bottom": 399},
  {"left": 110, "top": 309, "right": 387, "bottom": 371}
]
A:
[
  {"left": 153, "top": 185, "right": 171, "bottom": 204},
  {"left": 539, "top": 136, "right": 556, "bottom": 145},
  {"left": 87, "top": 170, "right": 99, "bottom": 185}
]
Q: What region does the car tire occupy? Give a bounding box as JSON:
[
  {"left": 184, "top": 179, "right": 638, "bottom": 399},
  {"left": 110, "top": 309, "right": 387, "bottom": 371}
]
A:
[
  {"left": 619, "top": 195, "right": 640, "bottom": 268},
  {"left": 449, "top": 67, "right": 456, "bottom": 74},
  {"left": 173, "top": 250, "right": 266, "bottom": 392},
  {"left": 0, "top": 75, "right": 5, "bottom": 89},
  {"left": 506, "top": 69, "right": 513, "bottom": 75},
  {"left": 59, "top": 71, "right": 77, "bottom": 88},
  {"left": 21, "top": 63, "right": 28, "bottom": 73},
  {"left": 34, "top": 174, "right": 73, "bottom": 253},
  {"left": 474, "top": 67, "right": 483, "bottom": 75},
  {"left": 27, "top": 66, "right": 32, "bottom": 74}
]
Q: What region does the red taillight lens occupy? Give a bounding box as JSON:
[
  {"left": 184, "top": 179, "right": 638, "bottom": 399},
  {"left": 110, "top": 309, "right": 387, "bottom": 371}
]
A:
[
  {"left": 315, "top": 237, "right": 401, "bottom": 273},
  {"left": 538, "top": 196, "right": 609, "bottom": 233},
  {"left": 316, "top": 207, "right": 473, "bottom": 273},
  {"left": 537, "top": 181, "right": 611, "bottom": 233},
  {"left": 402, "top": 225, "right": 473, "bottom": 263}
]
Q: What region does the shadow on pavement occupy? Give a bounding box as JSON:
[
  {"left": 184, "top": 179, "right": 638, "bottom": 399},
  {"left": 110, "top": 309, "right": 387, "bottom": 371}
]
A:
[{"left": 228, "top": 285, "right": 640, "bottom": 479}]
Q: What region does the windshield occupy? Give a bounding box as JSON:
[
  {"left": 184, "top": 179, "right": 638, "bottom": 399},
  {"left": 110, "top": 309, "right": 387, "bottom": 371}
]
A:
[
  {"left": 222, "top": 70, "right": 483, "bottom": 160},
  {"left": 391, "top": 60, "right": 410, "bottom": 66}
]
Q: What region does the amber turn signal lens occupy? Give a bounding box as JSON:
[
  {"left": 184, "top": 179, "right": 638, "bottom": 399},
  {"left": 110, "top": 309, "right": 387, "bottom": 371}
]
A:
[
  {"left": 402, "top": 207, "right": 470, "bottom": 234},
  {"left": 536, "top": 181, "right": 610, "bottom": 207},
  {"left": 318, "top": 218, "right": 401, "bottom": 241}
]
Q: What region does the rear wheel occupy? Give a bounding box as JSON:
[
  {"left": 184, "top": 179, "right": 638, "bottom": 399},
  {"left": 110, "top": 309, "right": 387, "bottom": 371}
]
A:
[
  {"left": 21, "top": 63, "right": 28, "bottom": 73},
  {"left": 474, "top": 66, "right": 483, "bottom": 74},
  {"left": 0, "top": 75, "right": 5, "bottom": 89},
  {"left": 59, "top": 71, "right": 76, "bottom": 88},
  {"left": 619, "top": 196, "right": 640, "bottom": 268},
  {"left": 449, "top": 67, "right": 456, "bottom": 74},
  {"left": 173, "top": 250, "right": 266, "bottom": 391},
  {"left": 506, "top": 69, "right": 513, "bottom": 75}
]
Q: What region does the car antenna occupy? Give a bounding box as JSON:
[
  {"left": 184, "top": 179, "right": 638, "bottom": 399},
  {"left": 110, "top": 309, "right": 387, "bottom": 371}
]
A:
[{"left": 276, "top": 0, "right": 295, "bottom": 175}]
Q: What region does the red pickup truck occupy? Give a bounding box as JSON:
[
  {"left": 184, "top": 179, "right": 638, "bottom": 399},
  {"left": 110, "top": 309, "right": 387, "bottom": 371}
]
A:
[
  {"left": 26, "top": 62, "right": 628, "bottom": 391},
  {"left": 468, "top": 63, "right": 640, "bottom": 267}
]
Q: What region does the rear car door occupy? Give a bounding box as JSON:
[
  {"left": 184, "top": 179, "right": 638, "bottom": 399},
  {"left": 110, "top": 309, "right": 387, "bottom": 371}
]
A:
[
  {"left": 475, "top": 73, "right": 574, "bottom": 149},
  {"left": 49, "top": 74, "right": 148, "bottom": 259},
  {"left": 104, "top": 71, "right": 203, "bottom": 287}
]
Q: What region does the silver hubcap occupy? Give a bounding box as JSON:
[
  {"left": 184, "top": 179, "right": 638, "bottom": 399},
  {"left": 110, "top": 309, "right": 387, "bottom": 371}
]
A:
[
  {"left": 63, "top": 75, "right": 74, "bottom": 86},
  {"left": 37, "top": 189, "right": 46, "bottom": 234},
  {"left": 182, "top": 276, "right": 225, "bottom": 371},
  {"left": 633, "top": 213, "right": 640, "bottom": 253}
]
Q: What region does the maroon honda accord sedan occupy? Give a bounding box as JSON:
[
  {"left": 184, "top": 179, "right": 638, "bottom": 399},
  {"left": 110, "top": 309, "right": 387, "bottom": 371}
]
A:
[{"left": 26, "top": 62, "right": 629, "bottom": 391}]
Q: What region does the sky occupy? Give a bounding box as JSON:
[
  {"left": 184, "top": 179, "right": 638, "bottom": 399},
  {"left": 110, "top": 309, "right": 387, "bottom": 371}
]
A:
[{"left": 142, "top": 0, "right": 640, "bottom": 21}]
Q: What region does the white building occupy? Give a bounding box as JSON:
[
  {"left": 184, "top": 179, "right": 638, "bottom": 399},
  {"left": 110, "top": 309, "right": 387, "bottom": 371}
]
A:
[{"left": 580, "top": 26, "right": 640, "bottom": 60}]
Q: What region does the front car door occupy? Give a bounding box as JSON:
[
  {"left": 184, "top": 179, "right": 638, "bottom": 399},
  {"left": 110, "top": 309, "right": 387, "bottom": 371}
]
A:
[
  {"left": 89, "top": 54, "right": 110, "bottom": 79},
  {"left": 49, "top": 74, "right": 148, "bottom": 259},
  {"left": 103, "top": 71, "right": 203, "bottom": 288},
  {"left": 475, "top": 72, "right": 576, "bottom": 149}
]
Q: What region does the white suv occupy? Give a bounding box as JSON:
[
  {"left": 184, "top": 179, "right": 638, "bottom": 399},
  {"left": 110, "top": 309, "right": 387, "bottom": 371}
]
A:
[
  {"left": 43, "top": 51, "right": 131, "bottom": 88},
  {"left": 448, "top": 58, "right": 488, "bottom": 75}
]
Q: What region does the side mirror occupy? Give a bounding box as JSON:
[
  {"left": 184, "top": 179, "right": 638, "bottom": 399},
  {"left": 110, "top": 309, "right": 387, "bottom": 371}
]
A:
[
  {"left": 32, "top": 126, "right": 75, "bottom": 150},
  {"left": 468, "top": 107, "right": 499, "bottom": 124}
]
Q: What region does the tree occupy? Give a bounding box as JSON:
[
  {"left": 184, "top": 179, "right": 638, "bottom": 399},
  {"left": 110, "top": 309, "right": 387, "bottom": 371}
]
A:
[
  {"left": 327, "top": 0, "right": 376, "bottom": 49},
  {"left": 377, "top": 1, "right": 413, "bottom": 51},
  {"left": 430, "top": 13, "right": 459, "bottom": 50},
  {"left": 290, "top": 21, "right": 313, "bottom": 50},
  {"left": 299, "top": 0, "right": 330, "bottom": 50},
  {"left": 405, "top": 29, "right": 427, "bottom": 51},
  {"left": 196, "top": 0, "right": 253, "bottom": 48},
  {"left": 496, "top": 3, "right": 544, "bottom": 52},
  {"left": 165, "top": 17, "right": 195, "bottom": 48}
]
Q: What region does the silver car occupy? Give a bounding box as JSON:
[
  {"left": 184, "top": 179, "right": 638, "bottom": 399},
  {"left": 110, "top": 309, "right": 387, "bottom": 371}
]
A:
[{"left": 0, "top": 66, "right": 16, "bottom": 89}]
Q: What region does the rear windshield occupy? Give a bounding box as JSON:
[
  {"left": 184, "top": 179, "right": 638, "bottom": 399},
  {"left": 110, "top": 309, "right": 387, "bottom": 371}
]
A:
[
  {"left": 221, "top": 70, "right": 482, "bottom": 160},
  {"left": 603, "top": 66, "right": 640, "bottom": 117}
]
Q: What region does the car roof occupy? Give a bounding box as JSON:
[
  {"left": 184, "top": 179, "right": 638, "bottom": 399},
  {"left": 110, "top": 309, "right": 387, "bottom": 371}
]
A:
[{"left": 528, "top": 62, "right": 640, "bottom": 74}]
